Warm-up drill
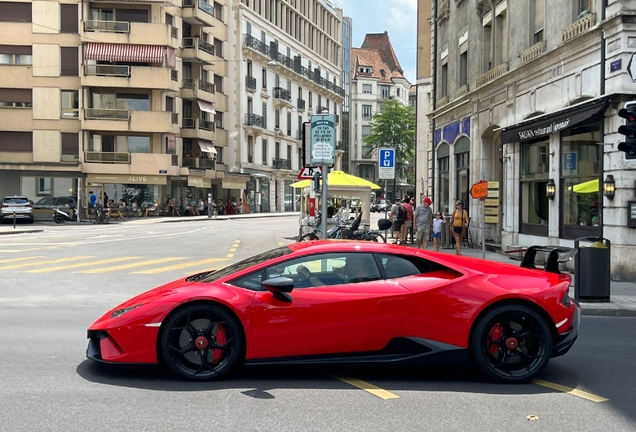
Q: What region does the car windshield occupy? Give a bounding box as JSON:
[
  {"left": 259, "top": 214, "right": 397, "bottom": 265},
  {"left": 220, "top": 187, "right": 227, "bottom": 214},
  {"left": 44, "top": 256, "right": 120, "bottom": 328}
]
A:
[
  {"left": 191, "top": 246, "right": 293, "bottom": 283},
  {"left": 35, "top": 198, "right": 57, "bottom": 206},
  {"left": 4, "top": 197, "right": 29, "bottom": 204}
]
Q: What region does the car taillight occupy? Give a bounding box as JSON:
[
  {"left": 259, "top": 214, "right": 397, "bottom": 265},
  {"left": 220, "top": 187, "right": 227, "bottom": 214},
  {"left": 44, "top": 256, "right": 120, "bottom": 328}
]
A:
[
  {"left": 1, "top": 204, "right": 8, "bottom": 208},
  {"left": 25, "top": 204, "right": 31, "bottom": 208}
]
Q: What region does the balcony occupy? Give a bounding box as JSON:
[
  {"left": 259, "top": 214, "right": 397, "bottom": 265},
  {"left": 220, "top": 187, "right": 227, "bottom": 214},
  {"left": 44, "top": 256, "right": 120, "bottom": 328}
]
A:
[
  {"left": 438, "top": 0, "right": 450, "bottom": 22},
  {"left": 297, "top": 98, "right": 306, "bottom": 111},
  {"left": 272, "top": 158, "right": 291, "bottom": 170},
  {"left": 86, "top": 0, "right": 179, "bottom": 4},
  {"left": 246, "top": 75, "right": 257, "bottom": 92},
  {"left": 181, "top": 78, "right": 215, "bottom": 102},
  {"left": 83, "top": 21, "right": 176, "bottom": 48},
  {"left": 181, "top": 37, "right": 215, "bottom": 64},
  {"left": 82, "top": 152, "right": 179, "bottom": 176},
  {"left": 273, "top": 87, "right": 293, "bottom": 108},
  {"left": 242, "top": 33, "right": 345, "bottom": 100},
  {"left": 182, "top": 0, "right": 215, "bottom": 27},
  {"left": 476, "top": 63, "right": 508, "bottom": 88},
  {"left": 82, "top": 65, "right": 179, "bottom": 91},
  {"left": 183, "top": 157, "right": 216, "bottom": 170},
  {"left": 562, "top": 13, "right": 596, "bottom": 43},
  {"left": 520, "top": 41, "right": 545, "bottom": 64},
  {"left": 181, "top": 118, "right": 216, "bottom": 141},
  {"left": 82, "top": 109, "right": 179, "bottom": 134},
  {"left": 244, "top": 113, "right": 266, "bottom": 131}
]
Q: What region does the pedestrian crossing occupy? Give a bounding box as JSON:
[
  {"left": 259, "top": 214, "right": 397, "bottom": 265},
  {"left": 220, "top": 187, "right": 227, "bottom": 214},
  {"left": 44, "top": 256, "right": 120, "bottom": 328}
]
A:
[{"left": 0, "top": 254, "right": 231, "bottom": 276}]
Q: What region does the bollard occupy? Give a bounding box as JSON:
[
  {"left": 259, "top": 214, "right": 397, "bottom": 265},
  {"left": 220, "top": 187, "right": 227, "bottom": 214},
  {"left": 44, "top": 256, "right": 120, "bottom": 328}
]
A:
[{"left": 13, "top": 211, "right": 16, "bottom": 229}]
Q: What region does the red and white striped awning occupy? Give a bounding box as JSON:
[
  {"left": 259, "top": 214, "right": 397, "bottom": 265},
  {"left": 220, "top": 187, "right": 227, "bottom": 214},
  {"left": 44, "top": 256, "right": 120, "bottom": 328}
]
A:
[{"left": 84, "top": 43, "right": 165, "bottom": 63}]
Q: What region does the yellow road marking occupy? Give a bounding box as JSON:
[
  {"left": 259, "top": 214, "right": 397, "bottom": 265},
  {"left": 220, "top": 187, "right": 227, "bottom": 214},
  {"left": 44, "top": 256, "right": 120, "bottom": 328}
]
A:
[
  {"left": 0, "top": 256, "right": 44, "bottom": 264},
  {"left": 132, "top": 258, "right": 230, "bottom": 274},
  {"left": 227, "top": 253, "right": 234, "bottom": 258},
  {"left": 333, "top": 376, "right": 399, "bottom": 400},
  {"left": 0, "top": 248, "right": 47, "bottom": 253},
  {"left": 278, "top": 242, "right": 284, "bottom": 246},
  {"left": 77, "top": 257, "right": 186, "bottom": 274},
  {"left": 532, "top": 379, "right": 609, "bottom": 403},
  {"left": 230, "top": 248, "right": 237, "bottom": 252},
  {"left": 0, "top": 256, "right": 94, "bottom": 271},
  {"left": 235, "top": 240, "right": 241, "bottom": 243},
  {"left": 23, "top": 257, "right": 141, "bottom": 273}
]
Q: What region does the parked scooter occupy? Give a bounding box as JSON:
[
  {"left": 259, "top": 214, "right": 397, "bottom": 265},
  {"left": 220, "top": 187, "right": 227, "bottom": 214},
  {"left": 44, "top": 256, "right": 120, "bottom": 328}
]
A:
[{"left": 53, "top": 207, "right": 77, "bottom": 224}]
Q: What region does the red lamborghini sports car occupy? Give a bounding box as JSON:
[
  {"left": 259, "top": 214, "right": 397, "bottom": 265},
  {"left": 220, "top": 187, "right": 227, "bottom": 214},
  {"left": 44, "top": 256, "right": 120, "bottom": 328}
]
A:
[{"left": 87, "top": 241, "right": 579, "bottom": 384}]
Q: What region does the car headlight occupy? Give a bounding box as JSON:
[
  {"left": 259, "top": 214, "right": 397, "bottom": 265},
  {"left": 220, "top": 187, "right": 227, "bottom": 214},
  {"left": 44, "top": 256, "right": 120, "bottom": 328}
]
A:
[{"left": 110, "top": 304, "right": 143, "bottom": 319}]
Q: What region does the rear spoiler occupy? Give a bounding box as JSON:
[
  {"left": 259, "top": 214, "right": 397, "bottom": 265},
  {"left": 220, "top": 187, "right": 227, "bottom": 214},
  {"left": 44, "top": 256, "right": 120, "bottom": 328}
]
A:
[{"left": 505, "top": 246, "right": 574, "bottom": 274}]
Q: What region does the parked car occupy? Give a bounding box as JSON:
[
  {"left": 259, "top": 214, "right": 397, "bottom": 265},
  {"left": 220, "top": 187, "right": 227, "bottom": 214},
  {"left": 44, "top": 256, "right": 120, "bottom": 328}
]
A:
[
  {"left": 32, "top": 196, "right": 77, "bottom": 221},
  {"left": 371, "top": 199, "right": 388, "bottom": 213},
  {"left": 1, "top": 196, "right": 34, "bottom": 223},
  {"left": 87, "top": 241, "right": 579, "bottom": 383}
]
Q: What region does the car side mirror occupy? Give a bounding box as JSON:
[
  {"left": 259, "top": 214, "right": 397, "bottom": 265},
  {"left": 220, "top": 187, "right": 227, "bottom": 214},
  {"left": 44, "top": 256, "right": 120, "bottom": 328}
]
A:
[{"left": 262, "top": 277, "right": 294, "bottom": 302}]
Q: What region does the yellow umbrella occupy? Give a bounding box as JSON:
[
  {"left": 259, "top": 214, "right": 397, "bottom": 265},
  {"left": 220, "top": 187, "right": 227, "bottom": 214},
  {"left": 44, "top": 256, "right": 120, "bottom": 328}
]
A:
[
  {"left": 567, "top": 179, "right": 599, "bottom": 193},
  {"left": 290, "top": 171, "right": 381, "bottom": 189}
]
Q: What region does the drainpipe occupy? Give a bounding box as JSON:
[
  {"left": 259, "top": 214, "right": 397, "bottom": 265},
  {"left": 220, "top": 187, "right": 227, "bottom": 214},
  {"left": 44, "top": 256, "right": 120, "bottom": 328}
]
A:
[
  {"left": 431, "top": 0, "right": 438, "bottom": 205},
  {"left": 600, "top": 0, "right": 607, "bottom": 239}
]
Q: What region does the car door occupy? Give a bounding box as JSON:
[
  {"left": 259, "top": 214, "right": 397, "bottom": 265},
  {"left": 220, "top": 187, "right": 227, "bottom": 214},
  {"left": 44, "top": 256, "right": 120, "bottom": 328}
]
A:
[{"left": 235, "top": 252, "right": 412, "bottom": 359}]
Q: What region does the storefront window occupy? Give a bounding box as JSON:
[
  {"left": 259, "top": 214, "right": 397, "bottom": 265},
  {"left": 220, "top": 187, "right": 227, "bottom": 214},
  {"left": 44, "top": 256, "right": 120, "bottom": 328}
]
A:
[
  {"left": 284, "top": 180, "right": 294, "bottom": 211},
  {"left": 456, "top": 152, "right": 469, "bottom": 209},
  {"left": 260, "top": 179, "right": 270, "bottom": 213},
  {"left": 560, "top": 122, "right": 601, "bottom": 239},
  {"left": 438, "top": 156, "right": 449, "bottom": 213},
  {"left": 520, "top": 137, "right": 550, "bottom": 236}
]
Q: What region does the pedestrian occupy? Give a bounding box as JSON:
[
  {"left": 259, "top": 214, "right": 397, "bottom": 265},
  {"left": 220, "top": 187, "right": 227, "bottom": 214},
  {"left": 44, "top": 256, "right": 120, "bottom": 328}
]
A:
[
  {"left": 389, "top": 196, "right": 404, "bottom": 244},
  {"left": 401, "top": 197, "right": 414, "bottom": 244},
  {"left": 432, "top": 211, "right": 446, "bottom": 252},
  {"left": 451, "top": 200, "right": 469, "bottom": 255},
  {"left": 88, "top": 191, "right": 97, "bottom": 208},
  {"left": 414, "top": 197, "right": 433, "bottom": 249}
]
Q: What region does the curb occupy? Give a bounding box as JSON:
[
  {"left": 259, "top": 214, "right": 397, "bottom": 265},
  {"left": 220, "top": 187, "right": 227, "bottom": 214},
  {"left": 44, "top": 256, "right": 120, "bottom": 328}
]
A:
[
  {"left": 580, "top": 306, "right": 636, "bottom": 317},
  {"left": 153, "top": 213, "right": 300, "bottom": 223},
  {"left": 0, "top": 229, "right": 44, "bottom": 235}
]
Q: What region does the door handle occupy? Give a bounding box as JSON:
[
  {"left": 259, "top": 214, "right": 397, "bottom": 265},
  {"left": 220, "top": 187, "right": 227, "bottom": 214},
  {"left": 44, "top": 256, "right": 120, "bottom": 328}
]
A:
[{"left": 377, "top": 297, "right": 407, "bottom": 306}]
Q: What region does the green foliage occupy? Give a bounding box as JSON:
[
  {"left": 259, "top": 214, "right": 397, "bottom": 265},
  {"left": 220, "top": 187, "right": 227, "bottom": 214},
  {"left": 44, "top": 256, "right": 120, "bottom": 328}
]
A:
[{"left": 362, "top": 99, "right": 416, "bottom": 178}]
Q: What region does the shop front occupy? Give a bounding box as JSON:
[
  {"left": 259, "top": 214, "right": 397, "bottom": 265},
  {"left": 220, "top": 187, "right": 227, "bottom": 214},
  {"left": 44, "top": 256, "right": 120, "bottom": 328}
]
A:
[
  {"left": 501, "top": 99, "right": 605, "bottom": 244},
  {"left": 85, "top": 173, "right": 167, "bottom": 210}
]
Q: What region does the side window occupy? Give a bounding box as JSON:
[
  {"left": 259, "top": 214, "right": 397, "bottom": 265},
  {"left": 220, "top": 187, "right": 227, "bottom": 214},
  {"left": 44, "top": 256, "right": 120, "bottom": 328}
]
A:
[{"left": 376, "top": 254, "right": 421, "bottom": 279}]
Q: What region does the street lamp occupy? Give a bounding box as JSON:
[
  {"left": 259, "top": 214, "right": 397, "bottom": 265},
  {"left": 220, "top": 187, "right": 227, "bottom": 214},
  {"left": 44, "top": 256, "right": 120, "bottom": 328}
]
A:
[
  {"left": 603, "top": 174, "right": 615, "bottom": 200},
  {"left": 546, "top": 179, "right": 556, "bottom": 200}
]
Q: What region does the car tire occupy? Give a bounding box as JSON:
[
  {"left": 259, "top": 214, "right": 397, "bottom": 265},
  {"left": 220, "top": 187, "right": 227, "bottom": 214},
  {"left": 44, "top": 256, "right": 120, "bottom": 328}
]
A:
[
  {"left": 470, "top": 304, "right": 552, "bottom": 384},
  {"left": 161, "top": 303, "right": 243, "bottom": 381}
]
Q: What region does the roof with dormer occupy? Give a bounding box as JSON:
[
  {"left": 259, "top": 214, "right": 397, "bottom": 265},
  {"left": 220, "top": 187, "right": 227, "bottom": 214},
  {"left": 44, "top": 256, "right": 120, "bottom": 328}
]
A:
[{"left": 352, "top": 31, "right": 408, "bottom": 84}]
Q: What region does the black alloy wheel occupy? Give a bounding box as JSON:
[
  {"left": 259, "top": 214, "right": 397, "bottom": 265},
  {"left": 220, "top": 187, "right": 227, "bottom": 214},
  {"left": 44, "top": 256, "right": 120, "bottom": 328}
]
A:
[
  {"left": 299, "top": 232, "right": 320, "bottom": 242},
  {"left": 161, "top": 304, "right": 242, "bottom": 381},
  {"left": 470, "top": 304, "right": 552, "bottom": 383}
]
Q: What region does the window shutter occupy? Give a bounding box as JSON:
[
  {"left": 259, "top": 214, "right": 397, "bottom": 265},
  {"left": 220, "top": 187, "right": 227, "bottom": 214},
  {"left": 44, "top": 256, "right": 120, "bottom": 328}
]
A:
[
  {"left": 0, "top": 2, "right": 32, "bottom": 22},
  {"left": 0, "top": 132, "right": 33, "bottom": 151},
  {"left": 534, "top": 0, "right": 545, "bottom": 34},
  {"left": 60, "top": 4, "right": 78, "bottom": 34},
  {"left": 61, "top": 47, "right": 78, "bottom": 76},
  {"left": 0, "top": 88, "right": 31, "bottom": 103},
  {"left": 0, "top": 45, "right": 32, "bottom": 55},
  {"left": 61, "top": 133, "right": 79, "bottom": 156}
]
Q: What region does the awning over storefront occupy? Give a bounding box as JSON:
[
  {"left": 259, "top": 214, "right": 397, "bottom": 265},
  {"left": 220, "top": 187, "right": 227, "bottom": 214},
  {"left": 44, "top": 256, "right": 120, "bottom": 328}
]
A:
[
  {"left": 501, "top": 99, "right": 606, "bottom": 144},
  {"left": 197, "top": 140, "right": 217, "bottom": 155},
  {"left": 84, "top": 43, "right": 165, "bottom": 63},
  {"left": 188, "top": 176, "right": 212, "bottom": 188},
  {"left": 222, "top": 178, "right": 247, "bottom": 190},
  {"left": 197, "top": 100, "right": 216, "bottom": 114},
  {"left": 86, "top": 174, "right": 167, "bottom": 185}
]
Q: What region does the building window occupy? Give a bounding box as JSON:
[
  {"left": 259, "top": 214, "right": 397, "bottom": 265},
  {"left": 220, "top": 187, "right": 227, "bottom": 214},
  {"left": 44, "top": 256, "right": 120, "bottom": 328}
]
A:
[
  {"left": 0, "top": 46, "right": 32, "bottom": 65},
  {"left": 287, "top": 144, "right": 291, "bottom": 161},
  {"left": 214, "top": 74, "right": 223, "bottom": 93},
  {"left": 560, "top": 122, "right": 601, "bottom": 238},
  {"left": 482, "top": 24, "right": 492, "bottom": 72},
  {"left": 214, "top": 1, "right": 223, "bottom": 21},
  {"left": 459, "top": 51, "right": 468, "bottom": 87},
  {"left": 456, "top": 151, "right": 470, "bottom": 210},
  {"left": 438, "top": 152, "right": 450, "bottom": 213},
  {"left": 247, "top": 135, "right": 254, "bottom": 163},
  {"left": 362, "top": 84, "right": 372, "bottom": 94},
  {"left": 262, "top": 138, "right": 268, "bottom": 164},
  {"left": 287, "top": 112, "right": 291, "bottom": 136},
  {"left": 61, "top": 91, "right": 79, "bottom": 118},
  {"left": 214, "top": 38, "right": 223, "bottom": 58},
  {"left": 60, "top": 4, "right": 78, "bottom": 33},
  {"left": 361, "top": 125, "right": 371, "bottom": 139},
  {"left": 262, "top": 67, "right": 267, "bottom": 89},
  {"left": 380, "top": 86, "right": 390, "bottom": 99},
  {"left": 397, "top": 88, "right": 401, "bottom": 97},
  {"left": 520, "top": 137, "right": 550, "bottom": 236},
  {"left": 275, "top": 109, "right": 280, "bottom": 128},
  {"left": 578, "top": 0, "right": 590, "bottom": 16},
  {"left": 533, "top": 0, "right": 545, "bottom": 43},
  {"left": 0, "top": 2, "right": 31, "bottom": 22},
  {"left": 61, "top": 132, "right": 79, "bottom": 161},
  {"left": 216, "top": 146, "right": 223, "bottom": 164},
  {"left": 89, "top": 134, "right": 151, "bottom": 153},
  {"left": 215, "top": 112, "right": 223, "bottom": 129},
  {"left": 61, "top": 47, "right": 78, "bottom": 76},
  {"left": 38, "top": 178, "right": 52, "bottom": 195},
  {"left": 308, "top": 92, "right": 312, "bottom": 108},
  {"left": 0, "top": 88, "right": 32, "bottom": 108},
  {"left": 362, "top": 105, "right": 372, "bottom": 119},
  {"left": 441, "top": 63, "right": 448, "bottom": 97}
]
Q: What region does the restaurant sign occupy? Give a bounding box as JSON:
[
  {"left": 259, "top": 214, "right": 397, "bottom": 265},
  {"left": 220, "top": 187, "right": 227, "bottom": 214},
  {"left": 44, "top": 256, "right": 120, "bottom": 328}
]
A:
[{"left": 86, "top": 174, "right": 167, "bottom": 185}]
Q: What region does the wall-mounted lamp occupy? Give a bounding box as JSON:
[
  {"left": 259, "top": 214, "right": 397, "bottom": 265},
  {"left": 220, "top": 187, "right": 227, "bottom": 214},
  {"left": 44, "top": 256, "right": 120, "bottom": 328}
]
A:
[
  {"left": 603, "top": 174, "right": 616, "bottom": 200},
  {"left": 546, "top": 179, "right": 556, "bottom": 200}
]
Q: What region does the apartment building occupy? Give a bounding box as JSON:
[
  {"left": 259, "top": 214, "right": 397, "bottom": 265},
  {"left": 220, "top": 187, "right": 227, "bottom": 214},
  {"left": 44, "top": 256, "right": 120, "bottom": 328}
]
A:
[
  {"left": 227, "top": 0, "right": 345, "bottom": 212},
  {"left": 422, "top": 0, "right": 636, "bottom": 280},
  {"left": 350, "top": 32, "right": 411, "bottom": 187}
]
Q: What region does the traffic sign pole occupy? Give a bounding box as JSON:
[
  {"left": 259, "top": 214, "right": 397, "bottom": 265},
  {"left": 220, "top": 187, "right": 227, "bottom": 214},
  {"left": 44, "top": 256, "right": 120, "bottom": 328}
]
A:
[
  {"left": 322, "top": 163, "right": 328, "bottom": 239},
  {"left": 482, "top": 198, "right": 486, "bottom": 260}
]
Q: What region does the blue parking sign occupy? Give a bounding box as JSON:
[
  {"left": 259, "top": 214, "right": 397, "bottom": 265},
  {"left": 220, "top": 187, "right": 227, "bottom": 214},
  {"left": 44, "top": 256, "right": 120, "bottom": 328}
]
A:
[{"left": 378, "top": 148, "right": 395, "bottom": 179}]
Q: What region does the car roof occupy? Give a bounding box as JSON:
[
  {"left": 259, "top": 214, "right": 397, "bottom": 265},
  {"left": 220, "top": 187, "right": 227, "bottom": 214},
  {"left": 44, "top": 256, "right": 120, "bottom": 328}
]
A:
[{"left": 287, "top": 240, "right": 417, "bottom": 255}]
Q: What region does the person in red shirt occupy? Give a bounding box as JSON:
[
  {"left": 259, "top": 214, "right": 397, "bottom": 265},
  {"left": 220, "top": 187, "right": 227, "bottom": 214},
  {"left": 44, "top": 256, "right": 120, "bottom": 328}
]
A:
[{"left": 401, "top": 197, "right": 413, "bottom": 245}]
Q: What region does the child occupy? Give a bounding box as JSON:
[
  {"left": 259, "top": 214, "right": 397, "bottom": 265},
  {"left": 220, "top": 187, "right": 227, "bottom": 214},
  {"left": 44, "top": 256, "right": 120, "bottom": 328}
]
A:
[{"left": 432, "top": 212, "right": 445, "bottom": 252}]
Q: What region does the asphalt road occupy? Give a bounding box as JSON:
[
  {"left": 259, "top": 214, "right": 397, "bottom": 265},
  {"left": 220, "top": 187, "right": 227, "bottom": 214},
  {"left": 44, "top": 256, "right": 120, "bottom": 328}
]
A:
[{"left": 0, "top": 217, "right": 635, "bottom": 431}]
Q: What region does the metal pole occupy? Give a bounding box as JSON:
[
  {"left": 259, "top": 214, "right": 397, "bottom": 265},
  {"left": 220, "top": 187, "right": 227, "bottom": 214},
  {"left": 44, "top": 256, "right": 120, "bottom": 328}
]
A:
[
  {"left": 77, "top": 177, "right": 81, "bottom": 223},
  {"left": 321, "top": 164, "right": 328, "bottom": 239},
  {"left": 481, "top": 198, "right": 486, "bottom": 259}
]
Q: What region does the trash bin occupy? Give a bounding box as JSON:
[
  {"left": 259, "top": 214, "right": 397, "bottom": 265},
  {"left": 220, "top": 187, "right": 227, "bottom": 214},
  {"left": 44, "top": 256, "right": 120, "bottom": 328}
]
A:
[{"left": 574, "top": 236, "right": 611, "bottom": 302}]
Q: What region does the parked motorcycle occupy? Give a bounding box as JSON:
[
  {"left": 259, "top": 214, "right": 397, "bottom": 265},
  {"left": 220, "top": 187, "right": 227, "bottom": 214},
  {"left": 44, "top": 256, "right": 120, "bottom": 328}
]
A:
[{"left": 53, "top": 207, "right": 77, "bottom": 224}]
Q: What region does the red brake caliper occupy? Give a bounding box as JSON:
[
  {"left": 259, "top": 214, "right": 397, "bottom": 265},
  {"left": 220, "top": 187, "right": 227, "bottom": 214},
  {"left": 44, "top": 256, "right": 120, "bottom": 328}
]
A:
[
  {"left": 212, "top": 326, "right": 226, "bottom": 363},
  {"left": 488, "top": 324, "right": 503, "bottom": 354}
]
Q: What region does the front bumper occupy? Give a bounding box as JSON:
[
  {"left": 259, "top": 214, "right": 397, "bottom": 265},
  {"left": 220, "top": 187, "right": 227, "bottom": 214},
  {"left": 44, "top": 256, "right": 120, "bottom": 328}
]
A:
[{"left": 551, "top": 301, "right": 581, "bottom": 358}]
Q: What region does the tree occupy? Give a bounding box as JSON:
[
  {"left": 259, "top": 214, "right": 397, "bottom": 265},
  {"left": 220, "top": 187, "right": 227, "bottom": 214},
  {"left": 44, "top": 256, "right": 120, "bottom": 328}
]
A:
[{"left": 363, "top": 99, "right": 416, "bottom": 181}]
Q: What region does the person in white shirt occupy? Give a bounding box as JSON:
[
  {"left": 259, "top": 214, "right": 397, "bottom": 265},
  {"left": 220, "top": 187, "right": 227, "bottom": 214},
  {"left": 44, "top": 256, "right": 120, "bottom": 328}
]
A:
[{"left": 432, "top": 211, "right": 446, "bottom": 252}]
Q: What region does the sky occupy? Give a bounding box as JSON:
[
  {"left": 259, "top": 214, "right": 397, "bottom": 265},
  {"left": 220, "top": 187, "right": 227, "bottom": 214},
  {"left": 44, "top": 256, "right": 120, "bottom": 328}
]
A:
[{"left": 334, "top": 0, "right": 418, "bottom": 84}]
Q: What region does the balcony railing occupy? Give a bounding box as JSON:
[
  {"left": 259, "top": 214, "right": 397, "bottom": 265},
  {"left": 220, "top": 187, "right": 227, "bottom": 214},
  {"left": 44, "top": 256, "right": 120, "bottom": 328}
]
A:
[
  {"left": 183, "top": 37, "right": 215, "bottom": 56},
  {"left": 85, "top": 108, "right": 129, "bottom": 120},
  {"left": 182, "top": 78, "right": 215, "bottom": 93},
  {"left": 183, "top": 157, "right": 216, "bottom": 170},
  {"left": 476, "top": 62, "right": 508, "bottom": 88},
  {"left": 182, "top": 117, "right": 215, "bottom": 131},
  {"left": 183, "top": 0, "right": 215, "bottom": 16},
  {"left": 84, "top": 20, "right": 129, "bottom": 33},
  {"left": 84, "top": 64, "right": 130, "bottom": 77},
  {"left": 245, "top": 75, "right": 257, "bottom": 91},
  {"left": 84, "top": 151, "right": 130, "bottom": 163},
  {"left": 199, "top": 158, "right": 216, "bottom": 169},
  {"left": 520, "top": 41, "right": 545, "bottom": 64},
  {"left": 242, "top": 33, "right": 345, "bottom": 98},
  {"left": 297, "top": 98, "right": 305, "bottom": 110},
  {"left": 171, "top": 26, "right": 178, "bottom": 38},
  {"left": 273, "top": 87, "right": 291, "bottom": 102},
  {"left": 272, "top": 158, "right": 291, "bottom": 169},
  {"left": 244, "top": 113, "right": 266, "bottom": 128},
  {"left": 171, "top": 112, "right": 178, "bottom": 124},
  {"left": 171, "top": 69, "right": 178, "bottom": 81},
  {"left": 562, "top": 13, "right": 597, "bottom": 42},
  {"left": 171, "top": 154, "right": 178, "bottom": 166}
]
